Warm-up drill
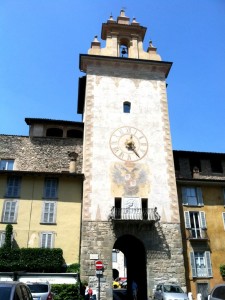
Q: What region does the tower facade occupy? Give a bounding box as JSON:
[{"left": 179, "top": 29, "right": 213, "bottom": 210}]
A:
[{"left": 78, "top": 10, "right": 186, "bottom": 299}]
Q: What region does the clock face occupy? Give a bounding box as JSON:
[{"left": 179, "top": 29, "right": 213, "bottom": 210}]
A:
[{"left": 110, "top": 126, "right": 148, "bottom": 161}]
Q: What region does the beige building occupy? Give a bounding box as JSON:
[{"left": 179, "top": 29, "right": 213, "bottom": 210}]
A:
[{"left": 0, "top": 118, "right": 84, "bottom": 265}]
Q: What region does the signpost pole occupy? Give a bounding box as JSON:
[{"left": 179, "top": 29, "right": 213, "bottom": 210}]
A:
[
  {"left": 98, "top": 274, "right": 100, "bottom": 300},
  {"left": 95, "top": 260, "right": 104, "bottom": 300}
]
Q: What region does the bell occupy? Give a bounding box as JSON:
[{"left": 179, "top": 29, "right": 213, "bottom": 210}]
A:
[{"left": 121, "top": 47, "right": 127, "bottom": 56}]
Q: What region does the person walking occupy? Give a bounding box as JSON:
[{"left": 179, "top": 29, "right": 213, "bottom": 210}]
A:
[
  {"left": 132, "top": 280, "right": 138, "bottom": 300},
  {"left": 85, "top": 284, "right": 93, "bottom": 300}
]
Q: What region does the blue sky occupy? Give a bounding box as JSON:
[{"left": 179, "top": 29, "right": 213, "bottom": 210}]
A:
[{"left": 1, "top": 0, "right": 225, "bottom": 153}]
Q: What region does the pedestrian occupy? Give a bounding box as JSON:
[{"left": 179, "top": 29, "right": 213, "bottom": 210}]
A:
[
  {"left": 88, "top": 286, "right": 93, "bottom": 300},
  {"left": 132, "top": 280, "right": 138, "bottom": 300},
  {"left": 84, "top": 284, "right": 89, "bottom": 300}
]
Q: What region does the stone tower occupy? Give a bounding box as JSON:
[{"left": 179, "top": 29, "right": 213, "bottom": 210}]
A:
[{"left": 78, "top": 10, "right": 186, "bottom": 300}]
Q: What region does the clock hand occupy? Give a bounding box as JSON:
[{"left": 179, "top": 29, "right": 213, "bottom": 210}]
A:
[
  {"left": 131, "top": 146, "right": 140, "bottom": 158},
  {"left": 125, "top": 135, "right": 140, "bottom": 158}
]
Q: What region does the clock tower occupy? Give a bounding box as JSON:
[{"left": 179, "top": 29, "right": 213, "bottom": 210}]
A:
[{"left": 78, "top": 10, "right": 186, "bottom": 299}]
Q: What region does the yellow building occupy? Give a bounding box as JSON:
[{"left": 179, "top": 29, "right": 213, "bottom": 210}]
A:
[
  {"left": 174, "top": 150, "right": 225, "bottom": 299},
  {"left": 0, "top": 118, "right": 84, "bottom": 265}
]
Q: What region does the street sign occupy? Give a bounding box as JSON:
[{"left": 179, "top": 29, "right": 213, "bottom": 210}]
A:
[
  {"left": 95, "top": 260, "right": 103, "bottom": 270},
  {"left": 96, "top": 270, "right": 103, "bottom": 275}
]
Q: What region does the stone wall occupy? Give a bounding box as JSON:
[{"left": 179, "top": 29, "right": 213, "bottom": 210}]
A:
[
  {"left": 0, "top": 135, "right": 83, "bottom": 173},
  {"left": 80, "top": 221, "right": 186, "bottom": 299}
]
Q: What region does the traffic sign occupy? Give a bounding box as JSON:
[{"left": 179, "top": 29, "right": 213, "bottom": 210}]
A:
[
  {"left": 96, "top": 270, "right": 103, "bottom": 275},
  {"left": 95, "top": 260, "right": 103, "bottom": 270}
]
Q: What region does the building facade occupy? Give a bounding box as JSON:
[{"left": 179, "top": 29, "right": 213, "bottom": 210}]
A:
[
  {"left": 0, "top": 9, "right": 225, "bottom": 300},
  {"left": 78, "top": 10, "right": 186, "bottom": 300},
  {"left": 0, "top": 119, "right": 84, "bottom": 264},
  {"left": 174, "top": 150, "right": 225, "bottom": 300}
]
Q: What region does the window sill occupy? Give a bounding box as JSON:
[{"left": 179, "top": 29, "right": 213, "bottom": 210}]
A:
[
  {"left": 183, "top": 204, "right": 204, "bottom": 207},
  {"left": 0, "top": 222, "right": 17, "bottom": 224},
  {"left": 40, "top": 222, "right": 57, "bottom": 225}
]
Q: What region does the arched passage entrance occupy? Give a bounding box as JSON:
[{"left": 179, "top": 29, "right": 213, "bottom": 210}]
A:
[{"left": 113, "top": 234, "right": 147, "bottom": 300}]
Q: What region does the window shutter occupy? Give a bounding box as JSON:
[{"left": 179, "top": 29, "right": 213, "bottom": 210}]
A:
[
  {"left": 47, "top": 234, "right": 52, "bottom": 248},
  {"left": 44, "top": 178, "right": 58, "bottom": 198},
  {"left": 7, "top": 177, "right": 21, "bottom": 197},
  {"left": 200, "top": 211, "right": 207, "bottom": 229},
  {"left": 197, "top": 188, "right": 203, "bottom": 205},
  {"left": 222, "top": 212, "right": 225, "bottom": 230},
  {"left": 43, "top": 202, "right": 56, "bottom": 223},
  {"left": 205, "top": 251, "right": 213, "bottom": 277},
  {"left": 41, "top": 233, "right": 46, "bottom": 248},
  {"left": 184, "top": 211, "right": 191, "bottom": 228},
  {"left": 190, "top": 252, "right": 197, "bottom": 277},
  {"left": 182, "top": 188, "right": 188, "bottom": 204},
  {"left": 3, "top": 201, "right": 16, "bottom": 222},
  {"left": 0, "top": 232, "right": 6, "bottom": 247}
]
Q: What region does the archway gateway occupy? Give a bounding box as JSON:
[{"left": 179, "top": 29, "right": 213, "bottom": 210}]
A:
[{"left": 113, "top": 235, "right": 147, "bottom": 300}]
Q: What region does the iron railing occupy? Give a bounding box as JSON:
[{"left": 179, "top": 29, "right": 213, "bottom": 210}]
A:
[
  {"left": 109, "top": 207, "right": 160, "bottom": 222},
  {"left": 187, "top": 228, "right": 209, "bottom": 240}
]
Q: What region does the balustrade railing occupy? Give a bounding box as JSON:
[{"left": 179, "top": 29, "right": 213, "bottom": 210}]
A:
[
  {"left": 109, "top": 207, "right": 160, "bottom": 222},
  {"left": 187, "top": 228, "right": 209, "bottom": 240}
]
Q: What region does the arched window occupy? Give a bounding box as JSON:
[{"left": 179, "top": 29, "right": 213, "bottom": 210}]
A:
[
  {"left": 123, "top": 102, "right": 131, "bottom": 113},
  {"left": 46, "top": 128, "right": 63, "bottom": 137},
  {"left": 119, "top": 38, "right": 129, "bottom": 58}
]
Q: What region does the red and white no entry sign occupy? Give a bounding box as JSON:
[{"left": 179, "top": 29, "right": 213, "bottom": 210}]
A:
[{"left": 95, "top": 260, "right": 103, "bottom": 270}]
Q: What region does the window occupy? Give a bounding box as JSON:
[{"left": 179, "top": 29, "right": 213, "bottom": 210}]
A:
[
  {"left": 189, "top": 157, "right": 201, "bottom": 172},
  {"left": 43, "top": 178, "right": 58, "bottom": 199},
  {"left": 0, "top": 232, "right": 5, "bottom": 247},
  {"left": 112, "top": 250, "right": 117, "bottom": 262},
  {"left": 197, "top": 283, "right": 209, "bottom": 300},
  {"left": 67, "top": 129, "right": 83, "bottom": 138},
  {"left": 190, "top": 251, "right": 212, "bottom": 278},
  {"left": 42, "top": 201, "right": 56, "bottom": 223},
  {"left": 46, "top": 128, "right": 63, "bottom": 137},
  {"left": 210, "top": 157, "right": 223, "bottom": 173},
  {"left": 2, "top": 200, "right": 18, "bottom": 223},
  {"left": 0, "top": 159, "right": 14, "bottom": 170},
  {"left": 182, "top": 187, "right": 203, "bottom": 206},
  {"left": 40, "top": 232, "right": 54, "bottom": 248},
  {"left": 184, "top": 211, "right": 207, "bottom": 238},
  {"left": 123, "top": 102, "right": 131, "bottom": 113},
  {"left": 5, "top": 176, "right": 21, "bottom": 198}
]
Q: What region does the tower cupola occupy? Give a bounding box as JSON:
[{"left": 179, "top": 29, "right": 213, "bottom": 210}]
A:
[{"left": 88, "top": 10, "right": 161, "bottom": 61}]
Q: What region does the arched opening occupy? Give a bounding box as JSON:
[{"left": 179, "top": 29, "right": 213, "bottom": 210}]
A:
[
  {"left": 46, "top": 128, "right": 63, "bottom": 137},
  {"left": 112, "top": 234, "right": 147, "bottom": 300},
  {"left": 119, "top": 38, "right": 129, "bottom": 58}
]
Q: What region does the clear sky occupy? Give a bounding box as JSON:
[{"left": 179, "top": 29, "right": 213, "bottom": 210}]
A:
[{"left": 1, "top": 0, "right": 225, "bottom": 153}]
